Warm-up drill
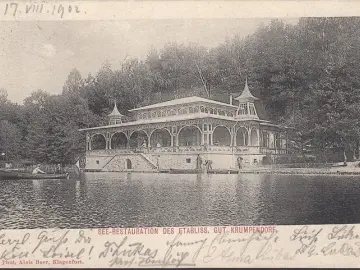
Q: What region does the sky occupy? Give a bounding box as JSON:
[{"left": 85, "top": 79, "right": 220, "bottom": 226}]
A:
[{"left": 0, "top": 18, "right": 298, "bottom": 104}]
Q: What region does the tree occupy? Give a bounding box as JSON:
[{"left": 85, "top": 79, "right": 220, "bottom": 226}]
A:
[
  {"left": 62, "top": 68, "right": 83, "bottom": 95},
  {"left": 0, "top": 120, "right": 22, "bottom": 160},
  {"left": 0, "top": 88, "right": 8, "bottom": 104}
]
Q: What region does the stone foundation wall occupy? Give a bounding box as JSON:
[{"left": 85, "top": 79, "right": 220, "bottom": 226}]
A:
[
  {"left": 85, "top": 152, "right": 267, "bottom": 172},
  {"left": 85, "top": 155, "right": 113, "bottom": 171}
]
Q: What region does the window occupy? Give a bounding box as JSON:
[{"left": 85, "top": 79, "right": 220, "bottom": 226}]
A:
[
  {"left": 237, "top": 104, "right": 248, "bottom": 115},
  {"left": 194, "top": 107, "right": 199, "bottom": 113},
  {"left": 186, "top": 158, "right": 191, "bottom": 163},
  {"left": 162, "top": 111, "right": 166, "bottom": 117},
  {"left": 275, "top": 134, "right": 281, "bottom": 149},
  {"left": 189, "top": 107, "right": 194, "bottom": 113},
  {"left": 254, "top": 159, "right": 257, "bottom": 164},
  {"left": 157, "top": 111, "right": 161, "bottom": 117},
  {"left": 249, "top": 104, "right": 256, "bottom": 115},
  {"left": 96, "top": 160, "right": 100, "bottom": 164},
  {"left": 262, "top": 132, "right": 269, "bottom": 147}
]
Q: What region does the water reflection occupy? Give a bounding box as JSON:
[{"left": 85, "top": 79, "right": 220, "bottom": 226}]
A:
[{"left": 1, "top": 173, "right": 360, "bottom": 229}]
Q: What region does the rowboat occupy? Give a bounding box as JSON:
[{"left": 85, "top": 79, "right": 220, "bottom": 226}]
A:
[{"left": 0, "top": 170, "right": 69, "bottom": 180}]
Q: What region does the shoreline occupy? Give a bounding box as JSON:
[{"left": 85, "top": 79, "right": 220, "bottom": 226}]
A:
[{"left": 84, "top": 167, "right": 360, "bottom": 176}]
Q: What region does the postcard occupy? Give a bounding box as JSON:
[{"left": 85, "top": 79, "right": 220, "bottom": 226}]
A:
[{"left": 1, "top": 0, "right": 360, "bottom": 268}]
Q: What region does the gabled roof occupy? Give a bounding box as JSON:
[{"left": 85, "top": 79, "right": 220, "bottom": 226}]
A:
[
  {"left": 234, "top": 78, "right": 258, "bottom": 102},
  {"left": 108, "top": 102, "right": 124, "bottom": 117},
  {"left": 129, "top": 96, "right": 237, "bottom": 112}
]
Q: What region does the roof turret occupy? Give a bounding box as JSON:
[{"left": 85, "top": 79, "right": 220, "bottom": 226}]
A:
[
  {"left": 108, "top": 101, "right": 124, "bottom": 117},
  {"left": 234, "top": 77, "right": 258, "bottom": 102},
  {"left": 107, "top": 101, "right": 124, "bottom": 125}
]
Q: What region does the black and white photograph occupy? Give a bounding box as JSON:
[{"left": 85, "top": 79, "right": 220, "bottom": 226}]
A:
[{"left": 1, "top": 12, "right": 360, "bottom": 233}]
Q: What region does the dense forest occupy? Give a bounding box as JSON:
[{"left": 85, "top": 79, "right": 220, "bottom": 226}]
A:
[{"left": 1, "top": 17, "right": 360, "bottom": 164}]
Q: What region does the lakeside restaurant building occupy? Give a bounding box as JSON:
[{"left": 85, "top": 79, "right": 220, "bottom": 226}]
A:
[{"left": 80, "top": 80, "right": 288, "bottom": 172}]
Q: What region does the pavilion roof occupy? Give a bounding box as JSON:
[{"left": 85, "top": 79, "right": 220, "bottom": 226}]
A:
[
  {"left": 234, "top": 78, "right": 258, "bottom": 102},
  {"left": 129, "top": 96, "right": 237, "bottom": 112},
  {"left": 108, "top": 102, "right": 124, "bottom": 117}
]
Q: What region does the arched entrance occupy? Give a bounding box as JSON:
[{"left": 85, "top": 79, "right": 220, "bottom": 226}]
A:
[
  {"left": 250, "top": 128, "right": 259, "bottom": 146},
  {"left": 129, "top": 130, "right": 148, "bottom": 148},
  {"left": 150, "top": 129, "right": 171, "bottom": 147},
  {"left": 126, "top": 159, "right": 132, "bottom": 169},
  {"left": 91, "top": 134, "right": 106, "bottom": 150},
  {"left": 111, "top": 132, "right": 128, "bottom": 149},
  {"left": 178, "top": 126, "right": 201, "bottom": 146},
  {"left": 213, "top": 126, "right": 231, "bottom": 146},
  {"left": 236, "top": 127, "right": 248, "bottom": 146},
  {"left": 262, "top": 156, "right": 271, "bottom": 165}
]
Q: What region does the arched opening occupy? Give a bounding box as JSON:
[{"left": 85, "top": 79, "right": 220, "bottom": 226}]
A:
[
  {"left": 250, "top": 128, "right": 259, "bottom": 146},
  {"left": 126, "top": 159, "right": 132, "bottom": 169},
  {"left": 213, "top": 126, "right": 231, "bottom": 146},
  {"left": 236, "top": 127, "right": 248, "bottom": 146},
  {"left": 111, "top": 132, "right": 128, "bottom": 149},
  {"left": 150, "top": 129, "right": 171, "bottom": 147},
  {"left": 91, "top": 134, "right": 106, "bottom": 150},
  {"left": 262, "top": 156, "right": 272, "bottom": 165},
  {"left": 129, "top": 130, "right": 148, "bottom": 148},
  {"left": 178, "top": 126, "right": 201, "bottom": 146}
]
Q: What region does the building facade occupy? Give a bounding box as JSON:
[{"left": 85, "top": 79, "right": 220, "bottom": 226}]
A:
[{"left": 80, "top": 81, "right": 288, "bottom": 172}]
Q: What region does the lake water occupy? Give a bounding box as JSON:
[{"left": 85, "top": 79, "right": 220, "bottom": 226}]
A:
[{"left": 1, "top": 172, "right": 360, "bottom": 229}]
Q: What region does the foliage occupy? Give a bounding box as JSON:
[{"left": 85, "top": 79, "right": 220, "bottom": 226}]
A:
[{"left": 1, "top": 17, "right": 360, "bottom": 163}]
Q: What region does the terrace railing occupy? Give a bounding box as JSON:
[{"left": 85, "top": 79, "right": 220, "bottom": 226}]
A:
[
  {"left": 88, "top": 145, "right": 279, "bottom": 155},
  {"left": 88, "top": 145, "right": 287, "bottom": 155}
]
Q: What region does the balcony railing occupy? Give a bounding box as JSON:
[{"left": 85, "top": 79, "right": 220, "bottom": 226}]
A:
[{"left": 87, "top": 145, "right": 286, "bottom": 155}]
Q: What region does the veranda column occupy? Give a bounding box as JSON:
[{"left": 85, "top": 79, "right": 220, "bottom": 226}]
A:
[
  {"left": 209, "top": 124, "right": 213, "bottom": 145},
  {"left": 232, "top": 127, "right": 237, "bottom": 146},
  {"left": 230, "top": 127, "right": 234, "bottom": 146},
  {"left": 147, "top": 134, "right": 151, "bottom": 148},
  {"left": 175, "top": 134, "right": 179, "bottom": 146},
  {"left": 174, "top": 126, "right": 179, "bottom": 147},
  {"left": 126, "top": 131, "right": 131, "bottom": 148},
  {"left": 248, "top": 129, "right": 252, "bottom": 146},
  {"left": 172, "top": 126, "right": 178, "bottom": 147},
  {"left": 201, "top": 123, "right": 205, "bottom": 145},
  {"left": 106, "top": 132, "right": 111, "bottom": 149},
  {"left": 257, "top": 129, "right": 260, "bottom": 146},
  {"left": 269, "top": 132, "right": 274, "bottom": 148}
]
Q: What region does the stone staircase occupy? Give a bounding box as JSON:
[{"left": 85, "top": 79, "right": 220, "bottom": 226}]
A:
[
  {"left": 139, "top": 153, "right": 158, "bottom": 169},
  {"left": 100, "top": 152, "right": 158, "bottom": 172}
]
